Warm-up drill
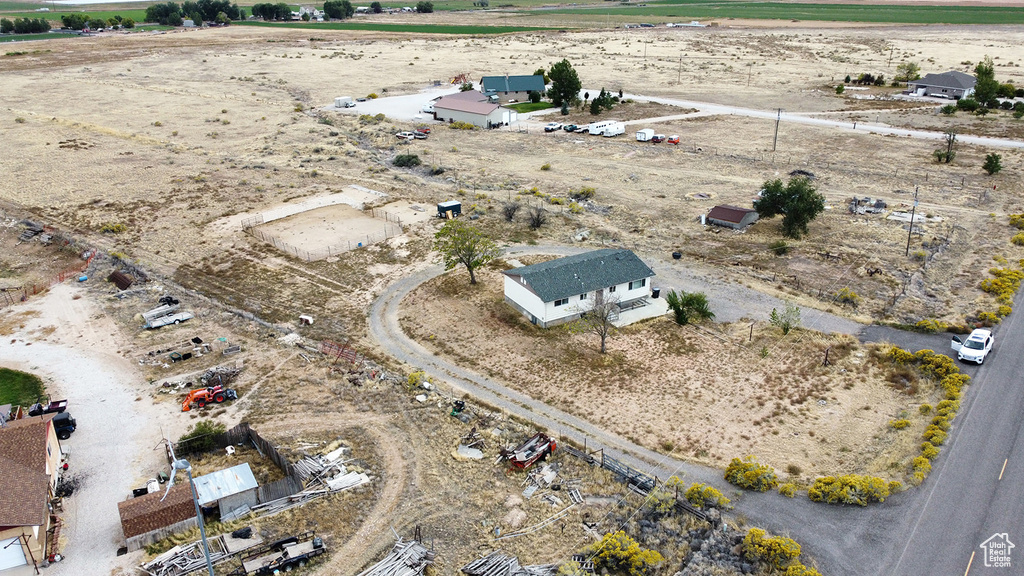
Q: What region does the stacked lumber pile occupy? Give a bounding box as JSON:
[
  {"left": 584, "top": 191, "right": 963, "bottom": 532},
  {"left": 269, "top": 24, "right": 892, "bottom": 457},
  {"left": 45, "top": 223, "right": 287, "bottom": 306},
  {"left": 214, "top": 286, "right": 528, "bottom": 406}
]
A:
[
  {"left": 356, "top": 539, "right": 435, "bottom": 576},
  {"left": 461, "top": 551, "right": 557, "bottom": 576}
]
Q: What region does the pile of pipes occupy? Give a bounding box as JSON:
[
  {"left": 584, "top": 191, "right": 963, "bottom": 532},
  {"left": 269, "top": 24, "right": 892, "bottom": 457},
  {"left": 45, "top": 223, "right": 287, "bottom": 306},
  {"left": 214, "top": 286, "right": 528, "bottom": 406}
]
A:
[
  {"left": 461, "top": 551, "right": 556, "bottom": 576},
  {"left": 356, "top": 539, "right": 435, "bottom": 576}
]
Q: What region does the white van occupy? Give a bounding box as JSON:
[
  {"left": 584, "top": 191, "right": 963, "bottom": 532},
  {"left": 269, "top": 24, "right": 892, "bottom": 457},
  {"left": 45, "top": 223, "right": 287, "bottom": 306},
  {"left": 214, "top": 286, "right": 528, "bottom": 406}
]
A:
[
  {"left": 335, "top": 96, "right": 355, "bottom": 108},
  {"left": 636, "top": 128, "right": 654, "bottom": 142},
  {"left": 588, "top": 120, "right": 614, "bottom": 135},
  {"left": 603, "top": 122, "right": 625, "bottom": 137}
]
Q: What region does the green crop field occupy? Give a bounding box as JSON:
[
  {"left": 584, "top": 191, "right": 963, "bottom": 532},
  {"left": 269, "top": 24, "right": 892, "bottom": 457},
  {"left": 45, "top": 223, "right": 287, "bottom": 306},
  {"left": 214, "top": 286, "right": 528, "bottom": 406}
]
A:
[
  {"left": 537, "top": 1, "right": 1024, "bottom": 25},
  {"left": 0, "top": 367, "right": 45, "bottom": 407},
  {"left": 0, "top": 8, "right": 148, "bottom": 19},
  {"left": 236, "top": 20, "right": 553, "bottom": 33},
  {"left": 0, "top": 32, "right": 70, "bottom": 41}
]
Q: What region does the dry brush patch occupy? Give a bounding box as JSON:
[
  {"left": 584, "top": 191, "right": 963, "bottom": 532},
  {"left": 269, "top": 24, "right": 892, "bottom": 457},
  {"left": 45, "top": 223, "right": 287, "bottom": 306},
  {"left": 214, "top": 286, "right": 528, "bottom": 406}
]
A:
[{"left": 401, "top": 265, "right": 910, "bottom": 478}]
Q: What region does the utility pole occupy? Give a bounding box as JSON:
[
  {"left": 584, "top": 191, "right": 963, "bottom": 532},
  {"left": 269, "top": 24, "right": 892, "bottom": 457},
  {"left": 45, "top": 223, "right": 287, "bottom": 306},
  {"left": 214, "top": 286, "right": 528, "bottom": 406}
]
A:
[
  {"left": 772, "top": 108, "right": 782, "bottom": 152},
  {"left": 678, "top": 54, "right": 682, "bottom": 84},
  {"left": 747, "top": 62, "right": 753, "bottom": 87},
  {"left": 905, "top": 186, "right": 919, "bottom": 257},
  {"left": 887, "top": 45, "right": 894, "bottom": 68}
]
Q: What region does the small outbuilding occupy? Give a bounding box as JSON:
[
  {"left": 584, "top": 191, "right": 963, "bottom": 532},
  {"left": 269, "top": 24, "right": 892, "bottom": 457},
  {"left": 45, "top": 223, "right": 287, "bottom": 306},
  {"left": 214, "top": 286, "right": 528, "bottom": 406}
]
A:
[
  {"left": 117, "top": 484, "right": 196, "bottom": 552},
  {"left": 706, "top": 205, "right": 759, "bottom": 229},
  {"left": 437, "top": 201, "right": 462, "bottom": 219},
  {"left": 191, "top": 463, "right": 259, "bottom": 520}
]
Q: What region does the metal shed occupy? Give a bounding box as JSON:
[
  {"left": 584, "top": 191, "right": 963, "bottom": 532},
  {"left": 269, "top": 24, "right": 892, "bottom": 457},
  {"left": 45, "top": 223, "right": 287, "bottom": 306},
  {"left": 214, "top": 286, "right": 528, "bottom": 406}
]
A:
[{"left": 192, "top": 463, "right": 259, "bottom": 519}]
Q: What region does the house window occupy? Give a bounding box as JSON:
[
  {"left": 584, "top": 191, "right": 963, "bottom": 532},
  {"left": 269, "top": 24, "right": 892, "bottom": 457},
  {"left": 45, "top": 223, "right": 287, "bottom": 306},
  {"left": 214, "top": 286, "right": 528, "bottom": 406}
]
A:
[
  {"left": 47, "top": 443, "right": 51, "bottom": 457},
  {"left": 629, "top": 279, "right": 647, "bottom": 290},
  {"left": 580, "top": 294, "right": 586, "bottom": 301},
  {"left": 608, "top": 286, "right": 617, "bottom": 293},
  {"left": 554, "top": 298, "right": 569, "bottom": 307}
]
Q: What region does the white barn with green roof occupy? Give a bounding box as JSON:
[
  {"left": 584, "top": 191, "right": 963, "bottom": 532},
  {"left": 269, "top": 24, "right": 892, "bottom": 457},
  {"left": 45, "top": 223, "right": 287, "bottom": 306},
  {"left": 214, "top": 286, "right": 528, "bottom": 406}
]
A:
[{"left": 502, "top": 249, "right": 656, "bottom": 328}]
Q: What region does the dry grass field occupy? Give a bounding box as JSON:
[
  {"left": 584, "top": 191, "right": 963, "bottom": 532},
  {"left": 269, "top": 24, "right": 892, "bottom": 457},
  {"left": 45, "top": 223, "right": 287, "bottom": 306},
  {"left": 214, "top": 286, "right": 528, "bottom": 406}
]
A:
[{"left": 2, "top": 14, "right": 1024, "bottom": 574}]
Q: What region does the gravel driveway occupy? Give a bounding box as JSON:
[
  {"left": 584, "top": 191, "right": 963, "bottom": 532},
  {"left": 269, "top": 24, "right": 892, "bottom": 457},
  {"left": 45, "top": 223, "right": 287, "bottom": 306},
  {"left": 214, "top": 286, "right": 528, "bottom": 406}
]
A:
[{"left": 0, "top": 284, "right": 169, "bottom": 576}]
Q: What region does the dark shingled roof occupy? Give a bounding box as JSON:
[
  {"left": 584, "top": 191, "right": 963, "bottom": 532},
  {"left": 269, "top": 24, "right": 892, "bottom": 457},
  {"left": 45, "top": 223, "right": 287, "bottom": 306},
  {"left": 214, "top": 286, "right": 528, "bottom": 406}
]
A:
[
  {"left": 480, "top": 75, "right": 546, "bottom": 94},
  {"left": 504, "top": 249, "right": 654, "bottom": 303},
  {"left": 118, "top": 484, "right": 195, "bottom": 539},
  {"left": 707, "top": 205, "right": 757, "bottom": 224},
  {"left": 913, "top": 71, "right": 976, "bottom": 90},
  {"left": 0, "top": 415, "right": 55, "bottom": 527}
]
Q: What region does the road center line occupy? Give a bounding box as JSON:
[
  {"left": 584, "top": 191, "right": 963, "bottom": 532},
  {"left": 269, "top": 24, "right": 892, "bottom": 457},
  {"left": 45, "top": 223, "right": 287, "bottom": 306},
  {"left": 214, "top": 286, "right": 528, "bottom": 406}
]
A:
[
  {"left": 999, "top": 458, "right": 1008, "bottom": 480},
  {"left": 965, "top": 551, "right": 975, "bottom": 575}
]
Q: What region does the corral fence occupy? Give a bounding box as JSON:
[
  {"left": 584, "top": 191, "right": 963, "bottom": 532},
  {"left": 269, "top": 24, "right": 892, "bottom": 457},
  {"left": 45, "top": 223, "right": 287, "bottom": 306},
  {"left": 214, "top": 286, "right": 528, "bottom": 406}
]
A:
[
  {"left": 172, "top": 422, "right": 304, "bottom": 504},
  {"left": 241, "top": 207, "right": 404, "bottom": 262}
]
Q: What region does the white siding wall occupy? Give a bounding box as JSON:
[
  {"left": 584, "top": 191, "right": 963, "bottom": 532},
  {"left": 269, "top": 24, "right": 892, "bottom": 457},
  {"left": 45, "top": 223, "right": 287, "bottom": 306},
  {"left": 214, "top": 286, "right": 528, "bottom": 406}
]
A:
[
  {"left": 506, "top": 274, "right": 654, "bottom": 327},
  {"left": 435, "top": 108, "right": 488, "bottom": 127},
  {"left": 504, "top": 276, "right": 546, "bottom": 322}
]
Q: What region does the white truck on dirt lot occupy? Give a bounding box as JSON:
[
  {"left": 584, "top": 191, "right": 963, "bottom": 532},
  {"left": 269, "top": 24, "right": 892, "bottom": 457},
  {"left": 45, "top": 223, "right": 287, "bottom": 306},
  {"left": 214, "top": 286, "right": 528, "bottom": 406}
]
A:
[
  {"left": 334, "top": 96, "right": 355, "bottom": 108},
  {"left": 636, "top": 128, "right": 654, "bottom": 141},
  {"left": 145, "top": 311, "right": 195, "bottom": 329}
]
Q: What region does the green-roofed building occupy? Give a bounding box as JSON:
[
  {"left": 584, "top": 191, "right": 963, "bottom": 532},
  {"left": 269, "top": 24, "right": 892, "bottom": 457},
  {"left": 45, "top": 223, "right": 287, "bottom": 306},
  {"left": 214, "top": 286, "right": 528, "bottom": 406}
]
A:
[
  {"left": 502, "top": 249, "right": 655, "bottom": 328},
  {"left": 480, "top": 75, "right": 546, "bottom": 103}
]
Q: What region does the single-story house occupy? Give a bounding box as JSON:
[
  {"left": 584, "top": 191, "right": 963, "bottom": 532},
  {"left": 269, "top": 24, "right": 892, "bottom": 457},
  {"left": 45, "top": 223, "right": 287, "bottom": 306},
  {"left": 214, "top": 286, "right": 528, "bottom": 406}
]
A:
[
  {"left": 434, "top": 91, "right": 517, "bottom": 128},
  {"left": 479, "top": 75, "right": 546, "bottom": 103},
  {"left": 706, "top": 205, "right": 759, "bottom": 229},
  {"left": 117, "top": 484, "right": 196, "bottom": 552},
  {"left": 0, "top": 415, "right": 62, "bottom": 571},
  {"left": 191, "top": 463, "right": 259, "bottom": 520},
  {"left": 503, "top": 249, "right": 655, "bottom": 328},
  {"left": 908, "top": 71, "right": 976, "bottom": 99}
]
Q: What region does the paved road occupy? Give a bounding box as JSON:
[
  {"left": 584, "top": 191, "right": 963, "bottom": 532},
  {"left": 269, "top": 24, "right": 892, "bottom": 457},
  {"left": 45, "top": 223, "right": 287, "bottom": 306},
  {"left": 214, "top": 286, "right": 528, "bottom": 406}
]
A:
[{"left": 370, "top": 243, "right": 1024, "bottom": 574}]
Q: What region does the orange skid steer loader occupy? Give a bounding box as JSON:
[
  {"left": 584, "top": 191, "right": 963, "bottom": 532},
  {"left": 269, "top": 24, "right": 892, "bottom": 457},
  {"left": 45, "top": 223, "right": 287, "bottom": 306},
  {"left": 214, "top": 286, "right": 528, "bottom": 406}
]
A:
[{"left": 182, "top": 385, "right": 238, "bottom": 412}]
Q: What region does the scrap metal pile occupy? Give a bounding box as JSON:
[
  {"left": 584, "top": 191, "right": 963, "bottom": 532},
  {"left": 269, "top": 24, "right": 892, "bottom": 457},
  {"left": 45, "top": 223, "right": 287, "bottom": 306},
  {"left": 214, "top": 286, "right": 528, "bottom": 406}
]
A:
[
  {"left": 461, "top": 551, "right": 557, "bottom": 576},
  {"left": 355, "top": 538, "right": 436, "bottom": 576}
]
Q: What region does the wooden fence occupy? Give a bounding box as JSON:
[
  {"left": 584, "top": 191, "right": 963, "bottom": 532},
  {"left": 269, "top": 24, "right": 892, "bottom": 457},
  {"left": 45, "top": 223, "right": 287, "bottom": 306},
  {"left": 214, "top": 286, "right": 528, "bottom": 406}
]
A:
[{"left": 172, "top": 422, "right": 303, "bottom": 504}]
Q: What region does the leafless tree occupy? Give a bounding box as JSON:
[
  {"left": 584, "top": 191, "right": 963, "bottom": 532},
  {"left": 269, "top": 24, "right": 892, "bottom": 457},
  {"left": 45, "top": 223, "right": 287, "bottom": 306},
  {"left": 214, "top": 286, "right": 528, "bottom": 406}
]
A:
[
  {"left": 570, "top": 294, "right": 619, "bottom": 354},
  {"left": 502, "top": 201, "right": 521, "bottom": 222},
  {"left": 527, "top": 206, "right": 547, "bottom": 230}
]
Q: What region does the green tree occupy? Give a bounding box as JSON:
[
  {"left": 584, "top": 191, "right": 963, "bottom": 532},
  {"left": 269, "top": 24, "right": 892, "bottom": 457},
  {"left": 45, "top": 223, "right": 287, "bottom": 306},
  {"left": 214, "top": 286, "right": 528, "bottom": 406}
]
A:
[
  {"left": 665, "top": 290, "right": 714, "bottom": 325},
  {"left": 301, "top": 11, "right": 310, "bottom": 20},
  {"left": 167, "top": 12, "right": 184, "bottom": 25},
  {"left": 370, "top": 1, "right": 383, "bottom": 11},
  {"left": 122, "top": 17, "right": 135, "bottom": 27},
  {"left": 974, "top": 56, "right": 998, "bottom": 107},
  {"left": 533, "top": 67, "right": 549, "bottom": 84},
  {"left": 189, "top": 11, "right": 203, "bottom": 24},
  {"left": 88, "top": 18, "right": 107, "bottom": 29},
  {"left": 559, "top": 101, "right": 569, "bottom": 115},
  {"left": 753, "top": 177, "right": 825, "bottom": 239},
  {"left": 433, "top": 220, "right": 499, "bottom": 285},
  {"left": 0, "top": 18, "right": 13, "bottom": 33},
  {"left": 770, "top": 302, "right": 800, "bottom": 335},
  {"left": 459, "top": 81, "right": 474, "bottom": 92},
  {"left": 324, "top": 0, "right": 354, "bottom": 19},
  {"left": 894, "top": 61, "right": 920, "bottom": 84},
  {"left": 983, "top": 152, "right": 1002, "bottom": 175},
  {"left": 415, "top": 1, "right": 433, "bottom": 12},
  {"left": 61, "top": 12, "right": 90, "bottom": 29},
  {"left": 548, "top": 58, "right": 581, "bottom": 108},
  {"left": 528, "top": 90, "right": 541, "bottom": 104},
  {"left": 177, "top": 419, "right": 226, "bottom": 453},
  {"left": 216, "top": 11, "right": 230, "bottom": 23}
]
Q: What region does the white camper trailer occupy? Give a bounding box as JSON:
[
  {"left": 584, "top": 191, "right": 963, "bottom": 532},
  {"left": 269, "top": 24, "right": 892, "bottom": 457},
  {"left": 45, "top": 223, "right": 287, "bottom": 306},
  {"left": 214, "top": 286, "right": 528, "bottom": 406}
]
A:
[
  {"left": 636, "top": 128, "right": 654, "bottom": 142},
  {"left": 602, "top": 122, "right": 625, "bottom": 137}
]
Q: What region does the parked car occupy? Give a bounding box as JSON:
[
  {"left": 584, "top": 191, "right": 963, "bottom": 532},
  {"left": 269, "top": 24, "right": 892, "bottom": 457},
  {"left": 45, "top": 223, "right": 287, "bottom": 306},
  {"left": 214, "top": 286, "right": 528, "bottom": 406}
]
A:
[
  {"left": 563, "top": 124, "right": 578, "bottom": 132},
  {"left": 28, "top": 396, "right": 67, "bottom": 417},
  {"left": 395, "top": 131, "right": 416, "bottom": 141},
  {"left": 413, "top": 131, "right": 428, "bottom": 139},
  {"left": 54, "top": 412, "right": 77, "bottom": 440},
  {"left": 544, "top": 122, "right": 563, "bottom": 132},
  {"left": 415, "top": 127, "right": 431, "bottom": 134},
  {"left": 574, "top": 126, "right": 589, "bottom": 133},
  {"left": 667, "top": 135, "right": 680, "bottom": 145},
  {"left": 651, "top": 134, "right": 666, "bottom": 143},
  {"left": 951, "top": 329, "right": 993, "bottom": 364}
]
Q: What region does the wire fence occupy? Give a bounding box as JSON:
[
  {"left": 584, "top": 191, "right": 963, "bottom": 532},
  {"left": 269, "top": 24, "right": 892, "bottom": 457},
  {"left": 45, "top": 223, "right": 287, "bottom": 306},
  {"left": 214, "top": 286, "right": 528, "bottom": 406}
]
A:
[
  {"left": 245, "top": 222, "right": 404, "bottom": 262},
  {"left": 241, "top": 207, "right": 405, "bottom": 261}
]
